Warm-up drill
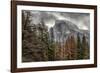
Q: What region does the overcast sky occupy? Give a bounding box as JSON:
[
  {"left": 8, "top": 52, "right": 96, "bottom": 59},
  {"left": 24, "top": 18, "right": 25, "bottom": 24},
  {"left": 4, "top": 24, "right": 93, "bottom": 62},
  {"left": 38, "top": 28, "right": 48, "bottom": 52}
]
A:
[{"left": 23, "top": 10, "right": 90, "bottom": 30}]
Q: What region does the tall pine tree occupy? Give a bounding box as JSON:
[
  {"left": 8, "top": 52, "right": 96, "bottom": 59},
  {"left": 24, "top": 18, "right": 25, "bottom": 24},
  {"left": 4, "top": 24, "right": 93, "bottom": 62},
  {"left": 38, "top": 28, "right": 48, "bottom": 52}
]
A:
[
  {"left": 82, "top": 35, "right": 89, "bottom": 59},
  {"left": 77, "top": 33, "right": 83, "bottom": 59}
]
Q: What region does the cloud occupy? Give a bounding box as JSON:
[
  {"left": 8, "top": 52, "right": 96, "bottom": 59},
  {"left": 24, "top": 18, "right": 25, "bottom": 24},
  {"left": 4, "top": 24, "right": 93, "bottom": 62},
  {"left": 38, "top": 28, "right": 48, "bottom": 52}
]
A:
[{"left": 23, "top": 10, "right": 90, "bottom": 30}]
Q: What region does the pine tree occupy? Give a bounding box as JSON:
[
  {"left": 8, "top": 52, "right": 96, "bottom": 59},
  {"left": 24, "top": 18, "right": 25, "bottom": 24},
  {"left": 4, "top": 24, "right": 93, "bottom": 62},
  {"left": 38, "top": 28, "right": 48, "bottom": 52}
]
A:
[
  {"left": 65, "top": 36, "right": 72, "bottom": 60},
  {"left": 70, "top": 35, "right": 77, "bottom": 60},
  {"left": 82, "top": 35, "right": 89, "bottom": 59},
  {"left": 65, "top": 36, "right": 71, "bottom": 60},
  {"left": 22, "top": 11, "right": 34, "bottom": 62},
  {"left": 36, "top": 21, "right": 49, "bottom": 61},
  {"left": 77, "top": 33, "right": 83, "bottom": 59},
  {"left": 48, "top": 28, "right": 55, "bottom": 61}
]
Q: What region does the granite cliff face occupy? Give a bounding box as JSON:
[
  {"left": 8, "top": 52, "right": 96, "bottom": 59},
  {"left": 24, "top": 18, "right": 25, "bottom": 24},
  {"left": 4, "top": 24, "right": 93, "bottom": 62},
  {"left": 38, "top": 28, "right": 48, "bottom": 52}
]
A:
[{"left": 49, "top": 20, "right": 89, "bottom": 43}]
